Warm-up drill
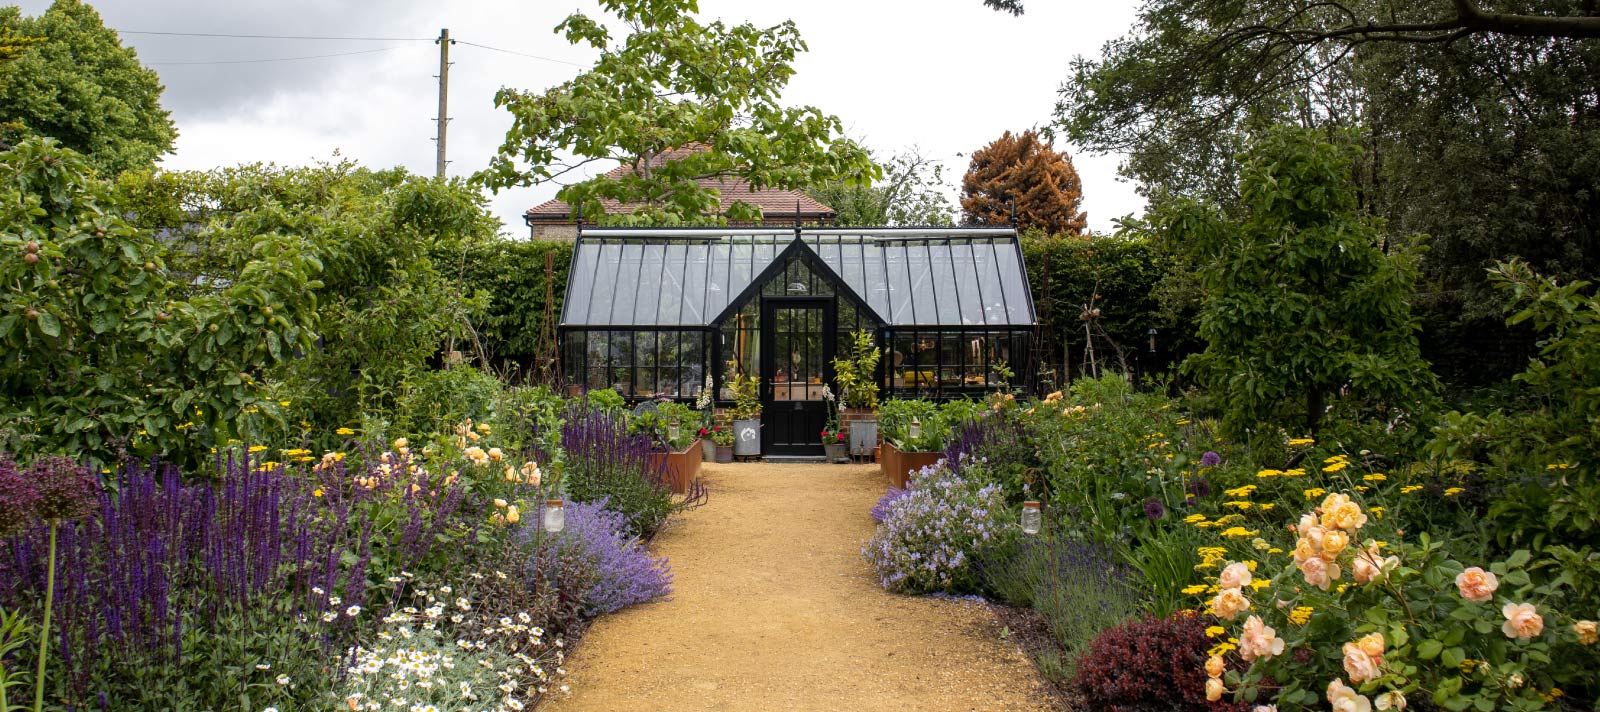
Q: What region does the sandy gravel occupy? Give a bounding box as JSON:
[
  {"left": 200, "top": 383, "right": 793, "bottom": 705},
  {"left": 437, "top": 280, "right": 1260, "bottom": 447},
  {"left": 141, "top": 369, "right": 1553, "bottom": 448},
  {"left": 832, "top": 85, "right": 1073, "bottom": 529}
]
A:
[{"left": 545, "top": 461, "right": 1053, "bottom": 712}]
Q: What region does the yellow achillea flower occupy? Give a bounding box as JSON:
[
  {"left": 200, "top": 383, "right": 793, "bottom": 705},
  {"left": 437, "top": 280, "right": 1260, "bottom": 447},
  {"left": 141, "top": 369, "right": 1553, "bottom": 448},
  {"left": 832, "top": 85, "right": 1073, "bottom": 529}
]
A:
[
  {"left": 1220, "top": 526, "right": 1258, "bottom": 539},
  {"left": 1258, "top": 503, "right": 1277, "bottom": 511},
  {"left": 1287, "top": 437, "right": 1315, "bottom": 446},
  {"left": 1224, "top": 501, "right": 1254, "bottom": 510},
  {"left": 1444, "top": 487, "right": 1464, "bottom": 496},
  {"left": 1176, "top": 419, "right": 1190, "bottom": 426},
  {"left": 1401, "top": 485, "right": 1423, "bottom": 494},
  {"left": 1197, "top": 546, "right": 1228, "bottom": 558},
  {"left": 1184, "top": 513, "right": 1207, "bottom": 524},
  {"left": 1204, "top": 625, "right": 1226, "bottom": 638},
  {"left": 1268, "top": 547, "right": 1284, "bottom": 554},
  {"left": 1183, "top": 585, "right": 1209, "bottom": 595},
  {"left": 1370, "top": 506, "right": 1386, "bottom": 520},
  {"left": 1207, "top": 640, "right": 1238, "bottom": 657},
  {"left": 1249, "top": 579, "right": 1270, "bottom": 591},
  {"left": 1323, "top": 461, "right": 1349, "bottom": 473},
  {"left": 336, "top": 427, "right": 355, "bottom": 436},
  {"left": 1288, "top": 606, "right": 1314, "bottom": 625},
  {"left": 248, "top": 445, "right": 267, "bottom": 453},
  {"left": 1282, "top": 468, "right": 1307, "bottom": 477},
  {"left": 1223, "top": 484, "right": 1257, "bottom": 497},
  {"left": 1354, "top": 485, "right": 1369, "bottom": 492},
  {"left": 1363, "top": 473, "right": 1387, "bottom": 482},
  {"left": 1303, "top": 488, "right": 1327, "bottom": 500},
  {"left": 1546, "top": 463, "right": 1573, "bottom": 470},
  {"left": 1256, "top": 469, "right": 1283, "bottom": 478}
]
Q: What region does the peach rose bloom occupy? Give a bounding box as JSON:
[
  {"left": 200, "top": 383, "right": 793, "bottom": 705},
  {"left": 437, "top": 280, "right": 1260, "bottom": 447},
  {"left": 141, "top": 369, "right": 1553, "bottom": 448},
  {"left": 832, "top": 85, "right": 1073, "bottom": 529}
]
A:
[
  {"left": 1356, "top": 632, "right": 1385, "bottom": 660},
  {"left": 1294, "top": 536, "right": 1320, "bottom": 565},
  {"left": 1301, "top": 524, "right": 1327, "bottom": 551},
  {"left": 1501, "top": 602, "right": 1544, "bottom": 641},
  {"left": 1321, "top": 530, "right": 1350, "bottom": 561},
  {"left": 1327, "top": 679, "right": 1373, "bottom": 712},
  {"left": 1342, "top": 641, "right": 1382, "bottom": 683},
  {"left": 1375, "top": 691, "right": 1408, "bottom": 710},
  {"left": 1205, "top": 654, "right": 1225, "bottom": 678},
  {"left": 1219, "top": 562, "right": 1253, "bottom": 590},
  {"left": 1299, "top": 556, "right": 1342, "bottom": 590},
  {"left": 1299, "top": 512, "right": 1320, "bottom": 531},
  {"left": 1213, "top": 587, "right": 1251, "bottom": 620},
  {"left": 1205, "top": 677, "right": 1224, "bottom": 702},
  {"left": 1253, "top": 707, "right": 1279, "bottom": 712},
  {"left": 1455, "top": 566, "right": 1499, "bottom": 603},
  {"left": 1239, "top": 615, "right": 1286, "bottom": 662},
  {"left": 1351, "top": 551, "right": 1380, "bottom": 584},
  {"left": 1576, "top": 620, "right": 1599, "bottom": 645}
]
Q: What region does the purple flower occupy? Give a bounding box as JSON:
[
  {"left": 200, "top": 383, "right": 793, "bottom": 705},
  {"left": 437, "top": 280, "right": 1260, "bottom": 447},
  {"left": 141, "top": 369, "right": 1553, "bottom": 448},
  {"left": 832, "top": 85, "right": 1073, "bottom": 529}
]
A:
[
  {"left": 1200, "top": 451, "right": 1221, "bottom": 467},
  {"left": 526, "top": 498, "right": 671, "bottom": 616},
  {"left": 1143, "top": 497, "right": 1166, "bottom": 520},
  {"left": 871, "top": 488, "right": 909, "bottom": 523},
  {"left": 1186, "top": 476, "right": 1212, "bottom": 499},
  {"left": 0, "top": 455, "right": 39, "bottom": 537},
  {"left": 29, "top": 456, "right": 99, "bottom": 522}
]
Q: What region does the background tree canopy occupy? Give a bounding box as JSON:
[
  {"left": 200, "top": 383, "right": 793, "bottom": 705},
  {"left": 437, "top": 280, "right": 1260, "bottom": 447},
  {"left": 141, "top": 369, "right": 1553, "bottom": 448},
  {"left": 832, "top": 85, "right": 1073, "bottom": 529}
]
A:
[
  {"left": 961, "top": 129, "right": 1089, "bottom": 236},
  {"left": 806, "top": 147, "right": 955, "bottom": 226},
  {"left": 476, "top": 0, "right": 878, "bottom": 224},
  {"left": 1058, "top": 0, "right": 1600, "bottom": 385},
  {"left": 0, "top": 0, "right": 174, "bottom": 175}
]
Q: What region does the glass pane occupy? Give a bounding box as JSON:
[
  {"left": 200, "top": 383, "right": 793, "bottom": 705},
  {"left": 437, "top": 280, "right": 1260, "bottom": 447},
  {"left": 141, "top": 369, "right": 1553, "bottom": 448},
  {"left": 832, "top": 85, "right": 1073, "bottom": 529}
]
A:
[
  {"left": 608, "top": 331, "right": 634, "bottom": 395},
  {"left": 681, "top": 332, "right": 706, "bottom": 398},
  {"left": 706, "top": 242, "right": 732, "bottom": 318},
  {"left": 940, "top": 333, "right": 961, "bottom": 391},
  {"left": 653, "top": 243, "right": 685, "bottom": 325},
  {"left": 952, "top": 243, "right": 986, "bottom": 326},
  {"left": 586, "top": 332, "right": 609, "bottom": 390},
  {"left": 861, "top": 241, "right": 890, "bottom": 319},
  {"left": 657, "top": 331, "right": 679, "bottom": 397},
  {"left": 635, "top": 244, "right": 666, "bottom": 325},
  {"left": 930, "top": 242, "right": 960, "bottom": 326},
  {"left": 728, "top": 242, "right": 753, "bottom": 308},
  {"left": 587, "top": 243, "right": 622, "bottom": 325},
  {"left": 635, "top": 331, "right": 658, "bottom": 397},
  {"left": 681, "top": 244, "right": 710, "bottom": 325},
  {"left": 886, "top": 243, "right": 912, "bottom": 323},
  {"left": 974, "top": 240, "right": 1008, "bottom": 325},
  {"left": 994, "top": 240, "right": 1034, "bottom": 325},
  {"left": 907, "top": 243, "right": 935, "bottom": 324},
  {"left": 965, "top": 334, "right": 988, "bottom": 387},
  {"left": 563, "top": 333, "right": 584, "bottom": 387},
  {"left": 618, "top": 243, "right": 649, "bottom": 325},
  {"left": 564, "top": 245, "right": 596, "bottom": 325}
]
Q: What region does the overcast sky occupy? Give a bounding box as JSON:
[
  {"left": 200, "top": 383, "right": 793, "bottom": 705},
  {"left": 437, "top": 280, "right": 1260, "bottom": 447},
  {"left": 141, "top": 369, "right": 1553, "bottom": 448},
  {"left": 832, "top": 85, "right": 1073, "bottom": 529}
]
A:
[{"left": 18, "top": 0, "right": 1145, "bottom": 237}]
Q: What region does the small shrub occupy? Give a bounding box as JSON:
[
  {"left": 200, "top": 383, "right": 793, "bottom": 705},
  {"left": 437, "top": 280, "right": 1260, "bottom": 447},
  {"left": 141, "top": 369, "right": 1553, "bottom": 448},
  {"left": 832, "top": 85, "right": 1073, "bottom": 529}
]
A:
[
  {"left": 1072, "top": 612, "right": 1236, "bottom": 712},
  {"left": 862, "top": 457, "right": 1016, "bottom": 593},
  {"left": 870, "top": 487, "right": 908, "bottom": 523},
  {"left": 542, "top": 499, "right": 672, "bottom": 616},
  {"left": 559, "top": 408, "right": 675, "bottom": 536}
]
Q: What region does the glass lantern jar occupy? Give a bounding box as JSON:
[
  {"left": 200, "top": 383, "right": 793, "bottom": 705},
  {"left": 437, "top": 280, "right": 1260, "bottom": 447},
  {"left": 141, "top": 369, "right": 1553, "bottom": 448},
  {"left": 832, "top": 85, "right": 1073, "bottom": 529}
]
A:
[
  {"left": 543, "top": 499, "right": 565, "bottom": 534},
  {"left": 1021, "top": 500, "right": 1042, "bottom": 536}
]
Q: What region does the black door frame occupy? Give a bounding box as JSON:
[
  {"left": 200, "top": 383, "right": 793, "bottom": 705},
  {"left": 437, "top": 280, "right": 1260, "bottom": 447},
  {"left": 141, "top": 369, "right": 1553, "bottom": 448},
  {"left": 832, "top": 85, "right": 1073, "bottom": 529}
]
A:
[{"left": 759, "top": 296, "right": 836, "bottom": 455}]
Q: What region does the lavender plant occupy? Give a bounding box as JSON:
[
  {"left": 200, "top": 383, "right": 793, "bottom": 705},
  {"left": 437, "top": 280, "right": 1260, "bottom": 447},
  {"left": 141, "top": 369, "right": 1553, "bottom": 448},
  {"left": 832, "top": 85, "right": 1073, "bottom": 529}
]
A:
[
  {"left": 862, "top": 457, "right": 1018, "bottom": 594},
  {"left": 530, "top": 499, "right": 672, "bottom": 616},
  {"left": 978, "top": 536, "right": 1143, "bottom": 678}
]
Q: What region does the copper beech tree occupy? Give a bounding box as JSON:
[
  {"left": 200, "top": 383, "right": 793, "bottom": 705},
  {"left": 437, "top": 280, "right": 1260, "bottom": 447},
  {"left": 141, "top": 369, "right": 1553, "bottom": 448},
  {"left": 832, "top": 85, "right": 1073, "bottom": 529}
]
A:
[{"left": 960, "top": 130, "right": 1088, "bottom": 236}]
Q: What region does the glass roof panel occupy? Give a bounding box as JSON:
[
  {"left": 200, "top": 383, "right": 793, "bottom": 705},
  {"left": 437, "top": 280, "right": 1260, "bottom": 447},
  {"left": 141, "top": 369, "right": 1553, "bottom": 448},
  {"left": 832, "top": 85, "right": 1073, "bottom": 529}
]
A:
[
  {"left": 951, "top": 242, "right": 987, "bottom": 326},
  {"left": 884, "top": 242, "right": 912, "bottom": 323},
  {"left": 681, "top": 242, "right": 709, "bottom": 325},
  {"left": 657, "top": 242, "right": 688, "bottom": 325},
  {"left": 929, "top": 242, "right": 960, "bottom": 325},
  {"left": 585, "top": 243, "right": 621, "bottom": 325},
  {"left": 564, "top": 241, "right": 596, "bottom": 326},
  {"left": 973, "top": 240, "right": 1008, "bottom": 325},
  {"left": 633, "top": 243, "right": 665, "bottom": 324},
  {"left": 993, "top": 241, "right": 1033, "bottom": 325}
]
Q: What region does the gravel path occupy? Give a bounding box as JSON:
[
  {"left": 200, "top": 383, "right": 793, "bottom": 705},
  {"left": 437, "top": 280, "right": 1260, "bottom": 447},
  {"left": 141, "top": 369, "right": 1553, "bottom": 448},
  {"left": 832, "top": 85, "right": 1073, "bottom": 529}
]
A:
[{"left": 545, "top": 461, "right": 1053, "bottom": 712}]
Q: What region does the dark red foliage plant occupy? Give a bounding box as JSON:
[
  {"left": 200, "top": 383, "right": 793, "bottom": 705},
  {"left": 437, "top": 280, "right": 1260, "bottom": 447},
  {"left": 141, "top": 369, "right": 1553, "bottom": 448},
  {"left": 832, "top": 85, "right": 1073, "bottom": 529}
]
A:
[{"left": 1071, "top": 611, "right": 1246, "bottom": 712}]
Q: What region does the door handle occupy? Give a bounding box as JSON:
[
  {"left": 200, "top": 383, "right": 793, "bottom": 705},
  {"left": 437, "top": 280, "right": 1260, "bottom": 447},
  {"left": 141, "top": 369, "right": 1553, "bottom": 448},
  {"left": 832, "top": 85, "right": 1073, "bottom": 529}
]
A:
[{"left": 793, "top": 401, "right": 803, "bottom": 411}]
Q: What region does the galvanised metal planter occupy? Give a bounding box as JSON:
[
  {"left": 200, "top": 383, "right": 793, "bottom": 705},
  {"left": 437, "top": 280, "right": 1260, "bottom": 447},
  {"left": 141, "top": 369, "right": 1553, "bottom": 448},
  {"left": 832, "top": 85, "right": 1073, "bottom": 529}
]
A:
[{"left": 733, "top": 419, "right": 761, "bottom": 457}]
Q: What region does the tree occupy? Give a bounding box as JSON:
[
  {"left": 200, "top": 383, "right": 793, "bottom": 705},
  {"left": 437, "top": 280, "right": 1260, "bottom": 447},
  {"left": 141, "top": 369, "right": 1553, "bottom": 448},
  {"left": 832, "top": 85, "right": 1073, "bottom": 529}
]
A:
[
  {"left": 0, "top": 1, "right": 175, "bottom": 175},
  {"left": 115, "top": 163, "right": 497, "bottom": 437},
  {"left": 807, "top": 147, "right": 955, "bottom": 226},
  {"left": 476, "top": 0, "right": 877, "bottom": 224},
  {"left": 1158, "top": 127, "right": 1435, "bottom": 439},
  {"left": 0, "top": 138, "right": 320, "bottom": 466},
  {"left": 960, "top": 130, "right": 1088, "bottom": 235}
]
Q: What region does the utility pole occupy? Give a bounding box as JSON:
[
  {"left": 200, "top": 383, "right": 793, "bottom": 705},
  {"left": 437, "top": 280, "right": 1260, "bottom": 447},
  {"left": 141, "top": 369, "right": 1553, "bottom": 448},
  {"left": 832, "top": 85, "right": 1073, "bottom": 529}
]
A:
[{"left": 434, "top": 28, "right": 453, "bottom": 179}]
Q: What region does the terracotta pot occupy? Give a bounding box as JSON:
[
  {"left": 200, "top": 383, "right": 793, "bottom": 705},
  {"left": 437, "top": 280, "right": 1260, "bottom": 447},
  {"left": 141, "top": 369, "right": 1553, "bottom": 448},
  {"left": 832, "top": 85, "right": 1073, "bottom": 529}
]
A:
[
  {"left": 647, "top": 441, "right": 703, "bottom": 494},
  {"left": 714, "top": 445, "right": 734, "bottom": 463},
  {"left": 881, "top": 441, "right": 942, "bottom": 490}
]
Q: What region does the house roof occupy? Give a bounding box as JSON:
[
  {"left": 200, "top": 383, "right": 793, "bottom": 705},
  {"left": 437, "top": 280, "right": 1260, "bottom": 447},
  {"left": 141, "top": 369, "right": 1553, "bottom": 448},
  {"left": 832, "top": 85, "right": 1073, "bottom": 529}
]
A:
[{"left": 524, "top": 146, "right": 835, "bottom": 222}]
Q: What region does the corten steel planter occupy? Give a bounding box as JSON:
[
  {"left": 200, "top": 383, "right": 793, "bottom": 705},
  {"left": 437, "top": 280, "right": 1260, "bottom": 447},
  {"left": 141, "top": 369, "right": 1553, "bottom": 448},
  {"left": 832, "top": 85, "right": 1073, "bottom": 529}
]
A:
[
  {"left": 733, "top": 419, "right": 761, "bottom": 457},
  {"left": 647, "top": 441, "right": 703, "bottom": 494},
  {"left": 881, "top": 442, "right": 943, "bottom": 490},
  {"left": 714, "top": 445, "right": 734, "bottom": 463}
]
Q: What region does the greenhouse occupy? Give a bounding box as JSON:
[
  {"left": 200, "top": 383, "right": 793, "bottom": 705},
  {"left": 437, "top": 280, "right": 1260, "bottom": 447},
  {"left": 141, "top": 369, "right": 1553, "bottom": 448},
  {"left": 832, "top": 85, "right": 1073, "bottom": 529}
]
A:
[{"left": 559, "top": 227, "right": 1037, "bottom": 452}]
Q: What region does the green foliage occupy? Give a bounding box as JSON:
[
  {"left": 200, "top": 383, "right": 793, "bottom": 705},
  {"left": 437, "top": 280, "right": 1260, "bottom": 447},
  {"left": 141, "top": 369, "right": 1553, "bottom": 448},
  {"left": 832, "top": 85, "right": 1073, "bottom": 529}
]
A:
[
  {"left": 0, "top": 138, "right": 319, "bottom": 466},
  {"left": 1159, "top": 127, "right": 1436, "bottom": 439},
  {"left": 806, "top": 148, "right": 954, "bottom": 226},
  {"left": 115, "top": 160, "right": 498, "bottom": 438},
  {"left": 831, "top": 329, "right": 882, "bottom": 410},
  {"left": 476, "top": 0, "right": 878, "bottom": 223},
  {"left": 1020, "top": 232, "right": 1174, "bottom": 382},
  {"left": 0, "top": 1, "right": 174, "bottom": 175},
  {"left": 633, "top": 401, "right": 697, "bottom": 451},
  {"left": 0, "top": 607, "right": 28, "bottom": 712},
  {"left": 392, "top": 366, "right": 505, "bottom": 441},
  {"left": 445, "top": 239, "right": 572, "bottom": 377},
  {"left": 585, "top": 388, "right": 626, "bottom": 415},
  {"left": 727, "top": 368, "right": 761, "bottom": 420},
  {"left": 879, "top": 398, "right": 983, "bottom": 451}
]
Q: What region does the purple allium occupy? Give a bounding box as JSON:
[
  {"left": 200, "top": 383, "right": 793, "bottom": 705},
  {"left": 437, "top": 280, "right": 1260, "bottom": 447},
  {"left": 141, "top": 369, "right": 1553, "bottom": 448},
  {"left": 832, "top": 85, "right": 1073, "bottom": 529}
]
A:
[
  {"left": 1200, "top": 451, "right": 1221, "bottom": 468},
  {"left": 1143, "top": 497, "right": 1166, "bottom": 520},
  {"left": 1186, "top": 476, "right": 1211, "bottom": 499},
  {"left": 28, "top": 456, "right": 98, "bottom": 522},
  {"left": 871, "top": 487, "right": 910, "bottom": 523},
  {"left": 0, "top": 455, "right": 39, "bottom": 537}
]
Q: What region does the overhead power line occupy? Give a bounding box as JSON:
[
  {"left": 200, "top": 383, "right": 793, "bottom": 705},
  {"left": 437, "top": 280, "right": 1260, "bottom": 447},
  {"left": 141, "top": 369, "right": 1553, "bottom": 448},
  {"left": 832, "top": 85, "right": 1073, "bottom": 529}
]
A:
[
  {"left": 146, "top": 46, "right": 413, "bottom": 66},
  {"left": 119, "top": 30, "right": 435, "bottom": 41},
  {"left": 454, "top": 40, "right": 585, "bottom": 67}
]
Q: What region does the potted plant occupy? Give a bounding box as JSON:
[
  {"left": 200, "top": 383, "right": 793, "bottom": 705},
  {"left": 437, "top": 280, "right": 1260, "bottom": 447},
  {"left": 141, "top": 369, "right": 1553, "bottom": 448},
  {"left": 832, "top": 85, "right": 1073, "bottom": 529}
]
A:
[
  {"left": 635, "top": 401, "right": 702, "bottom": 494},
  {"left": 878, "top": 398, "right": 945, "bottom": 489},
  {"left": 833, "top": 330, "right": 882, "bottom": 460},
  {"left": 695, "top": 373, "right": 716, "bottom": 460},
  {"left": 710, "top": 424, "right": 735, "bottom": 463},
  {"left": 728, "top": 365, "right": 762, "bottom": 458},
  {"left": 820, "top": 423, "right": 848, "bottom": 463}
]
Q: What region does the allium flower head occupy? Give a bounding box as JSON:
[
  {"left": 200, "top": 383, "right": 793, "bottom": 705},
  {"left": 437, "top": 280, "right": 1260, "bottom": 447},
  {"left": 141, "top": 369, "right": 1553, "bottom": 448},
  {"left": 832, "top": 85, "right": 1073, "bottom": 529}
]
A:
[
  {"left": 1143, "top": 497, "right": 1166, "bottom": 520},
  {"left": 1186, "top": 476, "right": 1212, "bottom": 499},
  {"left": 30, "top": 456, "right": 99, "bottom": 522},
  {"left": 1200, "top": 451, "right": 1222, "bottom": 467}
]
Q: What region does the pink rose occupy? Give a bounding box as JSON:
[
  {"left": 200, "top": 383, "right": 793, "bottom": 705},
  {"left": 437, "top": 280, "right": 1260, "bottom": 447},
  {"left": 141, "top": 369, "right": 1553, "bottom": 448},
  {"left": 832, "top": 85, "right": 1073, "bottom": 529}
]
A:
[
  {"left": 1219, "top": 562, "right": 1253, "bottom": 590},
  {"left": 1299, "top": 556, "right": 1342, "bottom": 591},
  {"left": 1342, "top": 641, "right": 1382, "bottom": 683},
  {"left": 1212, "top": 587, "right": 1251, "bottom": 620},
  {"left": 1320, "top": 493, "right": 1369, "bottom": 532},
  {"left": 1327, "top": 679, "right": 1373, "bottom": 712},
  {"left": 1501, "top": 602, "right": 1544, "bottom": 641},
  {"left": 1239, "top": 615, "right": 1285, "bottom": 662},
  {"left": 1293, "top": 536, "right": 1319, "bottom": 565},
  {"left": 1455, "top": 566, "right": 1499, "bottom": 603}
]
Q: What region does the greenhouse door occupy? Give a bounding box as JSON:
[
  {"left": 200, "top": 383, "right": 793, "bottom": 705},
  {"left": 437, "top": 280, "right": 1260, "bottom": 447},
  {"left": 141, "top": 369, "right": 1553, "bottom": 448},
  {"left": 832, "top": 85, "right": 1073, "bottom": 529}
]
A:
[{"left": 760, "top": 298, "right": 834, "bottom": 457}]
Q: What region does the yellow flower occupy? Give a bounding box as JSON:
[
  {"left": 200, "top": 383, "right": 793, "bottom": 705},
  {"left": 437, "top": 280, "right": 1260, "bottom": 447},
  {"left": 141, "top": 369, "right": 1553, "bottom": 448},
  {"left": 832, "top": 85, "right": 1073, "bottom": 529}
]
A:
[
  {"left": 1546, "top": 463, "right": 1572, "bottom": 470},
  {"left": 1268, "top": 547, "right": 1283, "bottom": 554},
  {"left": 1182, "top": 585, "right": 1209, "bottom": 595},
  {"left": 1176, "top": 419, "right": 1191, "bottom": 426},
  {"left": 1322, "top": 461, "right": 1349, "bottom": 473},
  {"left": 1223, "top": 484, "right": 1258, "bottom": 497},
  {"left": 1220, "top": 526, "right": 1258, "bottom": 539},
  {"left": 1256, "top": 469, "right": 1283, "bottom": 478},
  {"left": 1248, "top": 579, "right": 1271, "bottom": 591},
  {"left": 1287, "top": 437, "right": 1315, "bottom": 446},
  {"left": 1223, "top": 500, "right": 1254, "bottom": 510},
  {"left": 1401, "top": 485, "right": 1423, "bottom": 494},
  {"left": 1370, "top": 506, "right": 1385, "bottom": 520},
  {"left": 1204, "top": 625, "right": 1226, "bottom": 638},
  {"left": 336, "top": 427, "right": 355, "bottom": 436},
  {"left": 278, "top": 400, "right": 291, "bottom": 407},
  {"left": 1258, "top": 503, "right": 1277, "bottom": 511},
  {"left": 312, "top": 488, "right": 323, "bottom": 498},
  {"left": 1303, "top": 488, "right": 1326, "bottom": 500},
  {"left": 1353, "top": 485, "right": 1369, "bottom": 492},
  {"left": 1184, "top": 513, "right": 1208, "bottom": 524},
  {"left": 1282, "top": 468, "right": 1307, "bottom": 477},
  {"left": 1207, "top": 641, "right": 1237, "bottom": 657},
  {"left": 1444, "top": 487, "right": 1464, "bottom": 496},
  {"left": 1288, "top": 606, "right": 1314, "bottom": 625},
  {"left": 505, "top": 505, "right": 520, "bottom": 524},
  {"left": 1363, "top": 473, "right": 1387, "bottom": 482},
  {"left": 248, "top": 445, "right": 267, "bottom": 453}
]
